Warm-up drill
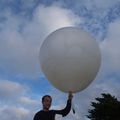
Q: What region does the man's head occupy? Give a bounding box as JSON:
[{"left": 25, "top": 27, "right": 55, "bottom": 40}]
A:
[{"left": 42, "top": 95, "right": 52, "bottom": 111}]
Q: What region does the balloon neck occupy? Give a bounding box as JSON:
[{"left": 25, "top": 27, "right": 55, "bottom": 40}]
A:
[{"left": 72, "top": 108, "right": 75, "bottom": 114}]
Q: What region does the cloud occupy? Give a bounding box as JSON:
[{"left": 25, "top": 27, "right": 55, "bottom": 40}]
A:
[
  {"left": 19, "top": 96, "right": 39, "bottom": 106},
  {"left": 0, "top": 106, "right": 33, "bottom": 120},
  {"left": 0, "top": 79, "right": 42, "bottom": 120},
  {"left": 59, "top": 0, "right": 120, "bottom": 40},
  {"left": 100, "top": 20, "right": 120, "bottom": 74},
  {"left": 0, "top": 79, "right": 27, "bottom": 99},
  {"left": 0, "top": 3, "right": 81, "bottom": 79},
  {"left": 0, "top": 79, "right": 40, "bottom": 120},
  {"left": 33, "top": 4, "right": 81, "bottom": 32}
]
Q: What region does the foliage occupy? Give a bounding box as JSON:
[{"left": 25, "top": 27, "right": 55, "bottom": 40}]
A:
[{"left": 87, "top": 93, "right": 120, "bottom": 120}]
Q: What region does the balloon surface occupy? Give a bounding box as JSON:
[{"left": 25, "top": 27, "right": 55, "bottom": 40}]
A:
[{"left": 39, "top": 27, "right": 101, "bottom": 93}]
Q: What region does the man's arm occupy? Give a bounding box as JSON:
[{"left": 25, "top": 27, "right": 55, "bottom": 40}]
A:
[{"left": 53, "top": 92, "right": 73, "bottom": 117}]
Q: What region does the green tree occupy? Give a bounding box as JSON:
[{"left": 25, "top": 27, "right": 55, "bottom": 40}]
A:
[{"left": 87, "top": 93, "right": 120, "bottom": 120}]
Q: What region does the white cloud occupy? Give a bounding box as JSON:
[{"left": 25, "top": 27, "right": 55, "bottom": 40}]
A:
[
  {"left": 0, "top": 106, "right": 33, "bottom": 120},
  {"left": 0, "top": 80, "right": 26, "bottom": 98},
  {"left": 0, "top": 79, "right": 41, "bottom": 120},
  {"left": 0, "top": 79, "right": 39, "bottom": 120},
  {"left": 0, "top": 3, "right": 81, "bottom": 79},
  {"left": 100, "top": 20, "right": 120, "bottom": 73},
  {"left": 19, "top": 96, "right": 39, "bottom": 105},
  {"left": 34, "top": 4, "right": 81, "bottom": 33}
]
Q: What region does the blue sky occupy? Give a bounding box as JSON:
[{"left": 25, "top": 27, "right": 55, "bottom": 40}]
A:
[{"left": 0, "top": 0, "right": 120, "bottom": 120}]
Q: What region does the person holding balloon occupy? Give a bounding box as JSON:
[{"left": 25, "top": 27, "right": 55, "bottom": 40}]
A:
[{"left": 33, "top": 91, "right": 73, "bottom": 120}]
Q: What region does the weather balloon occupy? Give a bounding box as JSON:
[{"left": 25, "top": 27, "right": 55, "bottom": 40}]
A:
[{"left": 39, "top": 27, "right": 101, "bottom": 93}]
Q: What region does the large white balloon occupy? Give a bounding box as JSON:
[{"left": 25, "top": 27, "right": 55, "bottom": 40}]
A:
[{"left": 39, "top": 27, "right": 101, "bottom": 93}]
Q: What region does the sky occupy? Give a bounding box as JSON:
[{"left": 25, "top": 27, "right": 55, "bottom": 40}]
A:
[{"left": 0, "top": 0, "right": 120, "bottom": 120}]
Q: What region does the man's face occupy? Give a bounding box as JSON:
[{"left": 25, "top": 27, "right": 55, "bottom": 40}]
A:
[{"left": 42, "top": 96, "right": 52, "bottom": 110}]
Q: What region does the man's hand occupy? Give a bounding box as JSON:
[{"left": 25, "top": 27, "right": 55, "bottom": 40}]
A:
[{"left": 68, "top": 91, "right": 73, "bottom": 100}]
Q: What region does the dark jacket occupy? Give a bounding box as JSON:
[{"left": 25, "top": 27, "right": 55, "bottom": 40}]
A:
[{"left": 33, "top": 99, "right": 71, "bottom": 120}]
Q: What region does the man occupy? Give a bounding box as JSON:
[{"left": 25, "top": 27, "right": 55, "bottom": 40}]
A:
[{"left": 33, "top": 92, "right": 73, "bottom": 120}]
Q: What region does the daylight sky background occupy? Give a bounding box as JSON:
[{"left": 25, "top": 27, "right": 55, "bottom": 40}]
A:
[{"left": 0, "top": 0, "right": 120, "bottom": 120}]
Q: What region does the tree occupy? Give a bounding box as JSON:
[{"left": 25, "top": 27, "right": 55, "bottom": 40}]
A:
[{"left": 87, "top": 93, "right": 120, "bottom": 120}]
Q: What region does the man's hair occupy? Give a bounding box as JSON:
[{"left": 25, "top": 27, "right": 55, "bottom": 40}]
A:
[{"left": 42, "top": 95, "right": 52, "bottom": 102}]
